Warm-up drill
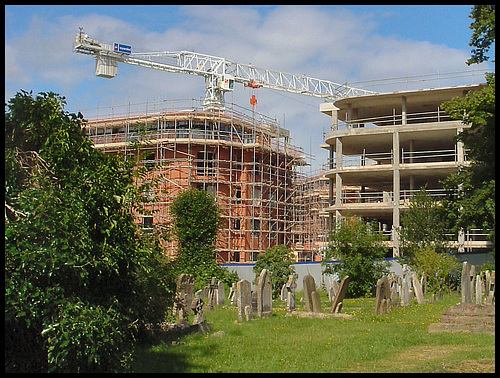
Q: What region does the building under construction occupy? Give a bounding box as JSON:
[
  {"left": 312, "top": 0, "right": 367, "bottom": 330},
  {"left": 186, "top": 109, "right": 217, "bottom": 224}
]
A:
[{"left": 84, "top": 99, "right": 329, "bottom": 263}]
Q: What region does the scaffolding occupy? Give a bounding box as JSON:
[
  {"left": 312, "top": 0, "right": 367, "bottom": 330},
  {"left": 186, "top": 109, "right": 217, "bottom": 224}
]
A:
[{"left": 83, "top": 99, "right": 328, "bottom": 263}]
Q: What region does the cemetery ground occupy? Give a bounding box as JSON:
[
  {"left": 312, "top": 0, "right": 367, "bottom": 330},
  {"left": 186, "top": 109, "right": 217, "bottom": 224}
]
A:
[{"left": 132, "top": 290, "right": 495, "bottom": 373}]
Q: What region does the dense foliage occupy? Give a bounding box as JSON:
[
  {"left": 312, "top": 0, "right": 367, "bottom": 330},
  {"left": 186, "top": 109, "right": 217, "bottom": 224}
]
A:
[
  {"left": 467, "top": 4, "right": 495, "bottom": 66},
  {"left": 399, "top": 187, "right": 450, "bottom": 260},
  {"left": 169, "top": 188, "right": 238, "bottom": 289},
  {"left": 253, "top": 245, "right": 297, "bottom": 298},
  {"left": 440, "top": 4, "right": 495, "bottom": 255},
  {"left": 410, "top": 246, "right": 459, "bottom": 294},
  {"left": 324, "top": 216, "right": 390, "bottom": 298},
  {"left": 5, "top": 91, "right": 175, "bottom": 373}
]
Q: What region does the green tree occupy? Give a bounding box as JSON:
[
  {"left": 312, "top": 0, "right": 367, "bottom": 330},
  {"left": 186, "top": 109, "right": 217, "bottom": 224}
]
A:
[
  {"left": 323, "top": 216, "right": 389, "bottom": 298},
  {"left": 467, "top": 4, "right": 495, "bottom": 66},
  {"left": 253, "top": 245, "right": 297, "bottom": 299},
  {"left": 169, "top": 188, "right": 238, "bottom": 289},
  {"left": 411, "top": 246, "right": 459, "bottom": 294},
  {"left": 440, "top": 5, "right": 495, "bottom": 253},
  {"left": 5, "top": 91, "right": 174, "bottom": 373},
  {"left": 399, "top": 187, "right": 450, "bottom": 261}
]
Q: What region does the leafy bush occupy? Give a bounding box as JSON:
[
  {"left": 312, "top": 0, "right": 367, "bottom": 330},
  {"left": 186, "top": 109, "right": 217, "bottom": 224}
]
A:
[
  {"left": 253, "top": 245, "right": 297, "bottom": 298},
  {"left": 5, "top": 91, "right": 175, "bottom": 372},
  {"left": 410, "top": 246, "right": 459, "bottom": 294},
  {"left": 169, "top": 188, "right": 238, "bottom": 289},
  {"left": 324, "top": 216, "right": 389, "bottom": 298}
]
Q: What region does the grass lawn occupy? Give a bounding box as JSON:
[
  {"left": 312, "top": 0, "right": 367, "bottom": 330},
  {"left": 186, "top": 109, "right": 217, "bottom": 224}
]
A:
[{"left": 132, "top": 290, "right": 495, "bottom": 373}]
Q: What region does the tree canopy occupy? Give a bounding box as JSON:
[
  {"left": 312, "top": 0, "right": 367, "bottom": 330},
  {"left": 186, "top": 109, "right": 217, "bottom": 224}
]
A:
[
  {"left": 253, "top": 245, "right": 296, "bottom": 299},
  {"left": 439, "top": 5, "right": 495, "bottom": 253},
  {"left": 169, "top": 188, "right": 238, "bottom": 289},
  {"left": 5, "top": 90, "right": 174, "bottom": 372},
  {"left": 324, "top": 216, "right": 389, "bottom": 298}
]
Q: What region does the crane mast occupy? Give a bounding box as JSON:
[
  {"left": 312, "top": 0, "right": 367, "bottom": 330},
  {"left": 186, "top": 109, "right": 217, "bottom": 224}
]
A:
[{"left": 73, "top": 30, "right": 375, "bottom": 110}]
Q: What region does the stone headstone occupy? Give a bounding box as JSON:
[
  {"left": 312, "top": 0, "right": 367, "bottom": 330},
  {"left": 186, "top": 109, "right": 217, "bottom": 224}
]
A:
[
  {"left": 400, "top": 264, "right": 411, "bottom": 307},
  {"left": 285, "top": 276, "right": 297, "bottom": 312},
  {"left": 328, "top": 279, "right": 339, "bottom": 302},
  {"left": 251, "top": 291, "right": 258, "bottom": 314},
  {"left": 461, "top": 262, "right": 472, "bottom": 304},
  {"left": 401, "top": 275, "right": 410, "bottom": 307},
  {"left": 217, "top": 280, "right": 225, "bottom": 306},
  {"left": 228, "top": 283, "right": 237, "bottom": 305},
  {"left": 311, "top": 291, "right": 322, "bottom": 313},
  {"left": 256, "top": 269, "right": 273, "bottom": 318},
  {"left": 280, "top": 283, "right": 287, "bottom": 302},
  {"left": 237, "top": 279, "right": 252, "bottom": 322},
  {"left": 476, "top": 274, "right": 483, "bottom": 304},
  {"left": 485, "top": 271, "right": 495, "bottom": 305},
  {"left": 303, "top": 274, "right": 316, "bottom": 312},
  {"left": 374, "top": 275, "right": 392, "bottom": 315},
  {"left": 331, "top": 275, "right": 350, "bottom": 313},
  {"left": 190, "top": 289, "right": 206, "bottom": 325},
  {"left": 412, "top": 273, "right": 425, "bottom": 305},
  {"left": 173, "top": 273, "right": 195, "bottom": 324},
  {"left": 286, "top": 291, "right": 296, "bottom": 312},
  {"left": 244, "top": 305, "right": 252, "bottom": 322},
  {"left": 390, "top": 279, "right": 399, "bottom": 308},
  {"left": 469, "top": 265, "right": 476, "bottom": 303},
  {"left": 205, "top": 277, "right": 218, "bottom": 311}
]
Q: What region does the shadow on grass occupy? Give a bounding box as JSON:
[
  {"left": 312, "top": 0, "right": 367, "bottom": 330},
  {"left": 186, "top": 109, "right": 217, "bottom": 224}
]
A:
[{"left": 132, "top": 327, "right": 216, "bottom": 373}]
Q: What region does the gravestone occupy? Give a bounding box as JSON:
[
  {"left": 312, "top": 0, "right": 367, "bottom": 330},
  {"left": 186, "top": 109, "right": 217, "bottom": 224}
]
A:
[
  {"left": 476, "top": 274, "right": 483, "bottom": 304},
  {"left": 485, "top": 270, "right": 495, "bottom": 305},
  {"left": 256, "top": 269, "right": 273, "bottom": 318},
  {"left": 285, "top": 275, "right": 297, "bottom": 312},
  {"left": 205, "top": 277, "right": 218, "bottom": 311},
  {"left": 330, "top": 276, "right": 350, "bottom": 313},
  {"left": 412, "top": 273, "right": 425, "bottom": 305},
  {"left": 469, "top": 264, "right": 476, "bottom": 303},
  {"left": 190, "top": 289, "right": 206, "bottom": 325},
  {"left": 311, "top": 291, "right": 322, "bottom": 313},
  {"left": 244, "top": 305, "right": 252, "bottom": 321},
  {"left": 217, "top": 280, "right": 225, "bottom": 306},
  {"left": 237, "top": 279, "right": 252, "bottom": 322},
  {"left": 461, "top": 262, "right": 472, "bottom": 304},
  {"left": 374, "top": 275, "right": 392, "bottom": 315},
  {"left": 228, "top": 282, "right": 237, "bottom": 305},
  {"left": 303, "top": 274, "right": 316, "bottom": 312},
  {"left": 328, "top": 279, "right": 339, "bottom": 302},
  {"left": 251, "top": 291, "right": 258, "bottom": 314},
  {"left": 400, "top": 264, "right": 411, "bottom": 307},
  {"left": 280, "top": 283, "right": 287, "bottom": 302},
  {"left": 173, "top": 273, "right": 195, "bottom": 324},
  {"left": 389, "top": 273, "right": 400, "bottom": 308}
]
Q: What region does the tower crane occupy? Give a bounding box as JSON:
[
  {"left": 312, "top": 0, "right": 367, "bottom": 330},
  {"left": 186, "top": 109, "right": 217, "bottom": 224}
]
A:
[{"left": 73, "top": 29, "right": 375, "bottom": 110}]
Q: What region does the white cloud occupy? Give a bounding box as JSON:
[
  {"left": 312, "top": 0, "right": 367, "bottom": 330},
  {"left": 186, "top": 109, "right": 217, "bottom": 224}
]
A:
[{"left": 5, "top": 5, "right": 491, "bottom": 170}]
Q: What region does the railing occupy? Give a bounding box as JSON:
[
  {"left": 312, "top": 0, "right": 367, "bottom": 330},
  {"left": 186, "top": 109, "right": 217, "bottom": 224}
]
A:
[
  {"left": 336, "top": 109, "right": 453, "bottom": 130},
  {"left": 324, "top": 148, "right": 468, "bottom": 170},
  {"left": 341, "top": 188, "right": 450, "bottom": 205}
]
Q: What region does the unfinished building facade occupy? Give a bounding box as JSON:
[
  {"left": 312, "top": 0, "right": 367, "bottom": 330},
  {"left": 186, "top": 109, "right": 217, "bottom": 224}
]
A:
[
  {"left": 84, "top": 99, "right": 319, "bottom": 263},
  {"left": 320, "top": 84, "right": 493, "bottom": 257}
]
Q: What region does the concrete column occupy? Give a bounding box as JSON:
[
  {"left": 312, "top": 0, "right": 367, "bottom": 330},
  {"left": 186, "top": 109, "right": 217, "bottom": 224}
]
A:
[
  {"left": 456, "top": 126, "right": 465, "bottom": 164},
  {"left": 392, "top": 130, "right": 400, "bottom": 258},
  {"left": 335, "top": 137, "right": 343, "bottom": 228},
  {"left": 331, "top": 106, "right": 339, "bottom": 131},
  {"left": 456, "top": 126, "right": 465, "bottom": 253},
  {"left": 346, "top": 104, "right": 352, "bottom": 129},
  {"left": 401, "top": 96, "right": 407, "bottom": 125},
  {"left": 328, "top": 146, "right": 335, "bottom": 225}
]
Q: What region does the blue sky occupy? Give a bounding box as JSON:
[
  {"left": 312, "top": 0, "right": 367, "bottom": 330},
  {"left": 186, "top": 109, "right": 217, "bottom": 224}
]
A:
[{"left": 4, "top": 5, "right": 494, "bottom": 170}]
